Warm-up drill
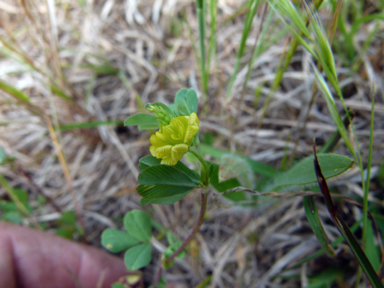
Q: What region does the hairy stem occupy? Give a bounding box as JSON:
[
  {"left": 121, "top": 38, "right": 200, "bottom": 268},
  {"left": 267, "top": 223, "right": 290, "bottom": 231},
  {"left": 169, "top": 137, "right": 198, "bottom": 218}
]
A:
[
  {"left": 165, "top": 192, "right": 208, "bottom": 264},
  {"left": 189, "top": 148, "right": 209, "bottom": 187}
]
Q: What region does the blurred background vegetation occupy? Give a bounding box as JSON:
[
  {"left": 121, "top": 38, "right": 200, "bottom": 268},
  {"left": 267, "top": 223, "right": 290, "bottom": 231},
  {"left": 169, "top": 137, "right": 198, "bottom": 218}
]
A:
[{"left": 0, "top": 0, "right": 384, "bottom": 286}]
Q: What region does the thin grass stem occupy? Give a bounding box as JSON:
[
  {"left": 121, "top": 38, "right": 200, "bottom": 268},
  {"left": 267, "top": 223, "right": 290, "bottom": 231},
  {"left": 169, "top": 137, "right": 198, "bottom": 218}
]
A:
[
  {"left": 226, "top": 0, "right": 260, "bottom": 100},
  {"left": 237, "top": 2, "right": 269, "bottom": 111},
  {"left": 196, "top": 0, "right": 208, "bottom": 97},
  {"left": 256, "top": 0, "right": 323, "bottom": 128},
  {"left": 207, "top": 0, "right": 218, "bottom": 84},
  {"left": 362, "top": 86, "right": 376, "bottom": 246}
]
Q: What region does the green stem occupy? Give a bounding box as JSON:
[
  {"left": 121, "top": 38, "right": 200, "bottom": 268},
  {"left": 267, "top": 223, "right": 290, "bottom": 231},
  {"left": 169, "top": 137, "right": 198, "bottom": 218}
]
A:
[
  {"left": 196, "top": 0, "right": 207, "bottom": 96},
  {"left": 189, "top": 148, "right": 209, "bottom": 187},
  {"left": 165, "top": 192, "right": 208, "bottom": 264},
  {"left": 226, "top": 0, "right": 260, "bottom": 100},
  {"left": 362, "top": 95, "right": 375, "bottom": 247},
  {"left": 163, "top": 148, "right": 210, "bottom": 265},
  {"left": 207, "top": 0, "right": 218, "bottom": 84},
  {"left": 319, "top": 109, "right": 355, "bottom": 153}
]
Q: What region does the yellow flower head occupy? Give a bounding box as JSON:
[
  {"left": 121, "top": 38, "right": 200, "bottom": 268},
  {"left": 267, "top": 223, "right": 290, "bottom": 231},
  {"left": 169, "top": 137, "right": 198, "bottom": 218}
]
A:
[{"left": 150, "top": 112, "right": 199, "bottom": 166}]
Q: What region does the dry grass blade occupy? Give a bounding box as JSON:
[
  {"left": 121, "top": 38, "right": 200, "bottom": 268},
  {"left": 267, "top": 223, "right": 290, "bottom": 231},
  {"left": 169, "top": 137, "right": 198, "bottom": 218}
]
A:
[{"left": 45, "top": 115, "right": 85, "bottom": 235}]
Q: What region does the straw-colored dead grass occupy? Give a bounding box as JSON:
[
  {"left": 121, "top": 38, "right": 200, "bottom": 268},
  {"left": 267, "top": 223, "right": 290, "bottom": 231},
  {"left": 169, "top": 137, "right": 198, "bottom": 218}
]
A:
[{"left": 0, "top": 0, "right": 384, "bottom": 286}]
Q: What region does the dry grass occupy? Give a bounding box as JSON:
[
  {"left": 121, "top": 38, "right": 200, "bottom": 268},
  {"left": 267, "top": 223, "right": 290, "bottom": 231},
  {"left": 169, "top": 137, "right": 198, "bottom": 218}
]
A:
[{"left": 0, "top": 0, "right": 384, "bottom": 287}]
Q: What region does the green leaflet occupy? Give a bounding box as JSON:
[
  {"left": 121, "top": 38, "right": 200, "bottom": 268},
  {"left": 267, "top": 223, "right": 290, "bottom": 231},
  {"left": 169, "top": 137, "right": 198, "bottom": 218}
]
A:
[
  {"left": 138, "top": 155, "right": 162, "bottom": 171},
  {"left": 124, "top": 243, "right": 152, "bottom": 270},
  {"left": 200, "top": 144, "right": 278, "bottom": 178},
  {"left": 101, "top": 228, "right": 140, "bottom": 253},
  {"left": 124, "top": 113, "right": 158, "bottom": 127},
  {"left": 169, "top": 88, "right": 198, "bottom": 116},
  {"left": 209, "top": 162, "right": 242, "bottom": 192},
  {"left": 138, "top": 156, "right": 200, "bottom": 203},
  {"left": 140, "top": 191, "right": 191, "bottom": 205},
  {"left": 101, "top": 210, "right": 153, "bottom": 271},
  {"left": 137, "top": 164, "right": 201, "bottom": 199},
  {"left": 124, "top": 210, "right": 152, "bottom": 242},
  {"left": 265, "top": 153, "right": 354, "bottom": 192}
]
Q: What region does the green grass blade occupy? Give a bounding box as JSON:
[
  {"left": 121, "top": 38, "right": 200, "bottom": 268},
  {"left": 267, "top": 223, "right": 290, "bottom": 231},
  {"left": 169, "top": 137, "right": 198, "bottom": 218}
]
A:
[
  {"left": 196, "top": 0, "right": 208, "bottom": 96},
  {"left": 253, "top": 10, "right": 290, "bottom": 58},
  {"left": 289, "top": 219, "right": 362, "bottom": 269},
  {"left": 305, "top": 0, "right": 363, "bottom": 170},
  {"left": 313, "top": 145, "right": 383, "bottom": 287},
  {"left": 226, "top": 0, "right": 260, "bottom": 99},
  {"left": 0, "top": 79, "right": 30, "bottom": 103},
  {"left": 182, "top": 11, "right": 199, "bottom": 65},
  {"left": 50, "top": 85, "right": 73, "bottom": 102},
  {"left": 0, "top": 46, "right": 33, "bottom": 71},
  {"left": 257, "top": 0, "right": 323, "bottom": 124},
  {"left": 319, "top": 109, "right": 354, "bottom": 153},
  {"left": 345, "top": 13, "right": 384, "bottom": 60},
  {"left": 352, "top": 22, "right": 379, "bottom": 71},
  {"left": 268, "top": 3, "right": 316, "bottom": 58},
  {"left": 303, "top": 196, "right": 335, "bottom": 256},
  {"left": 312, "top": 65, "right": 357, "bottom": 160},
  {"left": 306, "top": 6, "right": 337, "bottom": 81},
  {"left": 307, "top": 5, "right": 368, "bottom": 244},
  {"left": 207, "top": 0, "right": 218, "bottom": 81},
  {"left": 56, "top": 120, "right": 124, "bottom": 131},
  {"left": 365, "top": 221, "right": 381, "bottom": 272},
  {"left": 79, "top": 63, "right": 119, "bottom": 75},
  {"left": 243, "top": 9, "right": 291, "bottom": 106},
  {"left": 269, "top": 0, "right": 311, "bottom": 39},
  {"left": 363, "top": 88, "right": 376, "bottom": 253},
  {"left": 336, "top": 215, "right": 383, "bottom": 288}
]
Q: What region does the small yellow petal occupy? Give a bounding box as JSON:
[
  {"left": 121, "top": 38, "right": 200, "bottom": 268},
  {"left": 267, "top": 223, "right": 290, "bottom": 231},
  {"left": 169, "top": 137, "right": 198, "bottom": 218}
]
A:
[
  {"left": 184, "top": 125, "right": 199, "bottom": 144},
  {"left": 162, "top": 121, "right": 181, "bottom": 143},
  {"left": 177, "top": 115, "right": 189, "bottom": 127},
  {"left": 161, "top": 156, "right": 177, "bottom": 166},
  {"left": 149, "top": 146, "right": 157, "bottom": 157},
  {"left": 150, "top": 132, "right": 167, "bottom": 147},
  {"left": 189, "top": 113, "right": 199, "bottom": 126},
  {"left": 171, "top": 144, "right": 189, "bottom": 163},
  {"left": 155, "top": 145, "right": 172, "bottom": 159}
]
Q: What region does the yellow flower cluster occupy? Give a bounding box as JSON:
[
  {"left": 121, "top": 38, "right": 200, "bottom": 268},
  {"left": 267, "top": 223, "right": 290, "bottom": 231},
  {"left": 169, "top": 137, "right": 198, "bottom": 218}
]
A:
[{"left": 150, "top": 112, "right": 199, "bottom": 166}]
